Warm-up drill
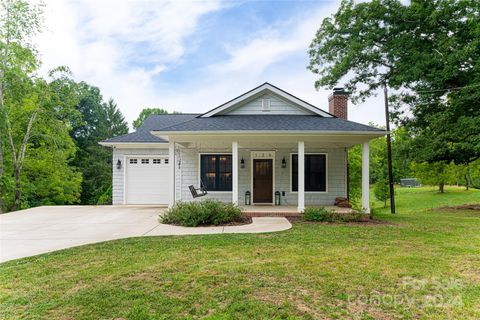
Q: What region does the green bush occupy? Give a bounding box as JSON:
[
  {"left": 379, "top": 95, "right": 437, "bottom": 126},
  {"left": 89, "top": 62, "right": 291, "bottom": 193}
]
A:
[
  {"left": 160, "top": 200, "right": 242, "bottom": 227},
  {"left": 303, "top": 207, "right": 365, "bottom": 222}
]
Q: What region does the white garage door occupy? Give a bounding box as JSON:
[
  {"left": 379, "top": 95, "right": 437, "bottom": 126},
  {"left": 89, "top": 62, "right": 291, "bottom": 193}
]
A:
[{"left": 126, "top": 156, "right": 170, "bottom": 205}]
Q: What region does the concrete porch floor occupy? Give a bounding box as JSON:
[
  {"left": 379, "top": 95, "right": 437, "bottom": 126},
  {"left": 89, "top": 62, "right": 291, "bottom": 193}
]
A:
[{"left": 240, "top": 205, "right": 355, "bottom": 217}]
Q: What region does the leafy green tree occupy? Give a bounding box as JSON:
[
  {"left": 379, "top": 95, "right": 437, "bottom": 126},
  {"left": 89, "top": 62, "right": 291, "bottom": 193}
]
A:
[
  {"left": 308, "top": 0, "right": 479, "bottom": 166},
  {"left": 70, "top": 83, "right": 128, "bottom": 204},
  {"left": 307, "top": 0, "right": 414, "bottom": 213},
  {"left": 2, "top": 69, "right": 83, "bottom": 210},
  {"left": 411, "top": 162, "right": 456, "bottom": 193},
  {"left": 396, "top": 1, "right": 480, "bottom": 166},
  {"left": 132, "top": 108, "right": 168, "bottom": 130},
  {"left": 0, "top": 0, "right": 43, "bottom": 212},
  {"left": 374, "top": 177, "right": 389, "bottom": 207}
]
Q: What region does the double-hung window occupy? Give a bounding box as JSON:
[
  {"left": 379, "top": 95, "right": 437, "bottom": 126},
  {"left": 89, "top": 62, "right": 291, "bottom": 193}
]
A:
[
  {"left": 200, "top": 154, "right": 232, "bottom": 191},
  {"left": 291, "top": 154, "right": 327, "bottom": 192}
]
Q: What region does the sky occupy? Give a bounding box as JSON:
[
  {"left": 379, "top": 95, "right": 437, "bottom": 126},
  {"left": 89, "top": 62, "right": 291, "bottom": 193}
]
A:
[{"left": 37, "top": 0, "right": 386, "bottom": 130}]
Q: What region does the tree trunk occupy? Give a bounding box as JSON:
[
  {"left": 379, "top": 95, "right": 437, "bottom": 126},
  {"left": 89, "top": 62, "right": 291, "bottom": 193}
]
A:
[
  {"left": 439, "top": 182, "right": 445, "bottom": 193},
  {"left": 465, "top": 174, "right": 469, "bottom": 191},
  {"left": 11, "top": 165, "right": 21, "bottom": 211}
]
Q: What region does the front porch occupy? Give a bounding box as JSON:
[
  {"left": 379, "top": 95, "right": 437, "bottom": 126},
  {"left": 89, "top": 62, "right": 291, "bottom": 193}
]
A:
[
  {"left": 241, "top": 205, "right": 355, "bottom": 217},
  {"left": 165, "top": 134, "right": 373, "bottom": 213}
]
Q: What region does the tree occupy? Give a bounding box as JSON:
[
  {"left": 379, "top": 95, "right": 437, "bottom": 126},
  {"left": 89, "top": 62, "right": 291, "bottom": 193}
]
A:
[
  {"left": 132, "top": 108, "right": 168, "bottom": 130},
  {"left": 0, "top": 0, "right": 43, "bottom": 212},
  {"left": 411, "top": 162, "right": 455, "bottom": 193},
  {"left": 309, "top": 0, "right": 480, "bottom": 208},
  {"left": 308, "top": 0, "right": 411, "bottom": 213},
  {"left": 70, "top": 82, "right": 128, "bottom": 204},
  {"left": 374, "top": 177, "right": 389, "bottom": 207},
  {"left": 395, "top": 1, "right": 480, "bottom": 166},
  {"left": 2, "top": 69, "right": 83, "bottom": 210}
]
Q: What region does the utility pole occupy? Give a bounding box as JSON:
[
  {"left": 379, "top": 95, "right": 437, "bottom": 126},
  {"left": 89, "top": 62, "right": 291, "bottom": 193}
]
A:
[{"left": 384, "top": 83, "right": 396, "bottom": 214}]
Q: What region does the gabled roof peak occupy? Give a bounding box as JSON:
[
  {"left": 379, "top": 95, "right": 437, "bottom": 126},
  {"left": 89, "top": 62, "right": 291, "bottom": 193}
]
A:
[{"left": 200, "top": 82, "right": 333, "bottom": 118}]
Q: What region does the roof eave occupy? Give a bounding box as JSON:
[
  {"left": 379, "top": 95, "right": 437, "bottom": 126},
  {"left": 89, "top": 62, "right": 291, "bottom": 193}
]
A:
[
  {"left": 151, "top": 130, "right": 386, "bottom": 136},
  {"left": 98, "top": 141, "right": 169, "bottom": 148}
]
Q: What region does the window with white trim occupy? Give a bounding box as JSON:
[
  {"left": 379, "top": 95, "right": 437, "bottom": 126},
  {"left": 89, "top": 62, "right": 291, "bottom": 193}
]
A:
[
  {"left": 153, "top": 159, "right": 161, "bottom": 164},
  {"left": 141, "top": 159, "right": 149, "bottom": 164},
  {"left": 200, "top": 154, "right": 232, "bottom": 191},
  {"left": 291, "top": 154, "right": 327, "bottom": 192},
  {"left": 164, "top": 158, "right": 169, "bottom": 164},
  {"left": 129, "top": 159, "right": 138, "bottom": 164}
]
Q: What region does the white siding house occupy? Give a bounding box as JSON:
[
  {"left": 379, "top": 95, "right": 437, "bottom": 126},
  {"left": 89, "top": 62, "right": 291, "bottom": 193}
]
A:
[{"left": 101, "top": 83, "right": 385, "bottom": 213}]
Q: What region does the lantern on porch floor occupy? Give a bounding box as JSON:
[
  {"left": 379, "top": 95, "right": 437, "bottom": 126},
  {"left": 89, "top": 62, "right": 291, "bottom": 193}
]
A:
[
  {"left": 245, "top": 191, "right": 251, "bottom": 205},
  {"left": 275, "top": 191, "right": 281, "bottom": 205}
]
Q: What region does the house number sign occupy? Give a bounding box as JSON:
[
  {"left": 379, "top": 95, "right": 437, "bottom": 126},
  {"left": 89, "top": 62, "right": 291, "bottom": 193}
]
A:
[{"left": 251, "top": 151, "right": 275, "bottom": 159}]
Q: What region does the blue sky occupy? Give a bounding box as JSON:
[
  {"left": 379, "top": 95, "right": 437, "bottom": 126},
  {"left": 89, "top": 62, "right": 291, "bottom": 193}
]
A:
[{"left": 38, "top": 0, "right": 386, "bottom": 129}]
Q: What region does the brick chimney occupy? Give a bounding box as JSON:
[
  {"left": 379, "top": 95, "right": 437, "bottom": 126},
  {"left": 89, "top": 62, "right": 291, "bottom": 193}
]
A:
[{"left": 328, "top": 88, "right": 348, "bottom": 119}]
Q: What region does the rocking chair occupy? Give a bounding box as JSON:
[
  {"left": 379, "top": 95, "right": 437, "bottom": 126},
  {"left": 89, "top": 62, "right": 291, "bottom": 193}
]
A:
[{"left": 189, "top": 180, "right": 208, "bottom": 198}]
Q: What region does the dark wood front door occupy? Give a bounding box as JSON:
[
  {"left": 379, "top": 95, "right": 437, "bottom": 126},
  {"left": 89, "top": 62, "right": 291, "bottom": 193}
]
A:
[{"left": 253, "top": 159, "right": 273, "bottom": 203}]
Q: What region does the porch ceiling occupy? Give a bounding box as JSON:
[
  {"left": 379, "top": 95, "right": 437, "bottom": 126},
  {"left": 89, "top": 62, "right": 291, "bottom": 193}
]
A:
[{"left": 154, "top": 133, "right": 383, "bottom": 148}]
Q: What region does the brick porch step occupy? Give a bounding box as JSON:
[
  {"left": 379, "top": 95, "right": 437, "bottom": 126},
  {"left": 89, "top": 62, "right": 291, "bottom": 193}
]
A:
[{"left": 243, "top": 211, "right": 302, "bottom": 217}]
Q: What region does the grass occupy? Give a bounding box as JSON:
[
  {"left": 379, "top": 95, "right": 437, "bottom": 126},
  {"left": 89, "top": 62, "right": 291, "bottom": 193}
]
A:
[{"left": 1, "top": 186, "right": 480, "bottom": 319}]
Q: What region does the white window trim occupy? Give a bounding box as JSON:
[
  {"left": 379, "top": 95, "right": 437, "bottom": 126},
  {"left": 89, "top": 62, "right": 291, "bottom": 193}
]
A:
[
  {"left": 198, "top": 153, "right": 233, "bottom": 194},
  {"left": 123, "top": 154, "right": 169, "bottom": 205},
  {"left": 250, "top": 151, "right": 275, "bottom": 205},
  {"left": 289, "top": 152, "right": 328, "bottom": 194}
]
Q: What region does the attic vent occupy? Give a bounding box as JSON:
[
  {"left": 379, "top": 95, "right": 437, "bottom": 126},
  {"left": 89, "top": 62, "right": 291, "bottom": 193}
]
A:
[{"left": 262, "top": 98, "right": 271, "bottom": 112}]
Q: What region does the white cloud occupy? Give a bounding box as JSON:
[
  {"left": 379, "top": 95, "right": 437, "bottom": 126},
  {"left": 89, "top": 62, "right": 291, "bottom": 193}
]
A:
[
  {"left": 37, "top": 0, "right": 223, "bottom": 126},
  {"left": 36, "top": 0, "right": 386, "bottom": 129}
]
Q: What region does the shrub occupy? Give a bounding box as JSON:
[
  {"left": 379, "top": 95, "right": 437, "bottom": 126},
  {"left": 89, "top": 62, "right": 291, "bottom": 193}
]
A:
[
  {"left": 374, "top": 179, "right": 390, "bottom": 207},
  {"left": 303, "top": 207, "right": 366, "bottom": 223},
  {"left": 160, "top": 200, "right": 242, "bottom": 227}
]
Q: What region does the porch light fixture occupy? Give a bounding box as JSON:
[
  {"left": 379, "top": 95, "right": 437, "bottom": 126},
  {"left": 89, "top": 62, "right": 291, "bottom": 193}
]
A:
[
  {"left": 116, "top": 159, "right": 122, "bottom": 170},
  {"left": 240, "top": 157, "right": 245, "bottom": 168},
  {"left": 281, "top": 157, "right": 286, "bottom": 168}
]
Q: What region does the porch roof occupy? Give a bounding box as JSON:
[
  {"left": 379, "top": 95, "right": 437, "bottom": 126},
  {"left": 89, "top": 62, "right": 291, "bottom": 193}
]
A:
[{"left": 151, "top": 115, "right": 384, "bottom": 134}]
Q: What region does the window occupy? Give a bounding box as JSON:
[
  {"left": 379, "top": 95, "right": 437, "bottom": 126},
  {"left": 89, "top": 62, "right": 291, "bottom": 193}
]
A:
[
  {"left": 291, "top": 154, "right": 327, "bottom": 192},
  {"left": 141, "top": 159, "right": 149, "bottom": 164},
  {"left": 129, "top": 159, "right": 137, "bottom": 164},
  {"left": 200, "top": 154, "right": 232, "bottom": 191},
  {"left": 164, "top": 158, "right": 169, "bottom": 164},
  {"left": 153, "top": 159, "right": 161, "bottom": 164}
]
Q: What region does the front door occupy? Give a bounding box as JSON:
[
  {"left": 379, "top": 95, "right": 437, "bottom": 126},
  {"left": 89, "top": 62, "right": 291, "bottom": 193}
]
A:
[{"left": 253, "top": 159, "right": 273, "bottom": 203}]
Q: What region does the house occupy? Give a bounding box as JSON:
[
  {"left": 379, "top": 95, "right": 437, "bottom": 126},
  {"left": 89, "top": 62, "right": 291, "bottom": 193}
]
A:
[{"left": 100, "top": 83, "right": 385, "bottom": 213}]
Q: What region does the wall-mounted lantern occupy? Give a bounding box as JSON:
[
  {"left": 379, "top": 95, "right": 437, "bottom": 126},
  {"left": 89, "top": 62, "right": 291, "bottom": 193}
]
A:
[
  {"left": 245, "top": 191, "right": 251, "bottom": 205},
  {"left": 281, "top": 157, "right": 287, "bottom": 168},
  {"left": 240, "top": 157, "right": 245, "bottom": 168},
  {"left": 116, "top": 159, "right": 122, "bottom": 170},
  {"left": 275, "top": 191, "right": 281, "bottom": 205}
]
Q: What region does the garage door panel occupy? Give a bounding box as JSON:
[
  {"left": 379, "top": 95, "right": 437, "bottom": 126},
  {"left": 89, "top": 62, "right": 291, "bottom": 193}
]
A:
[{"left": 126, "top": 157, "right": 170, "bottom": 205}]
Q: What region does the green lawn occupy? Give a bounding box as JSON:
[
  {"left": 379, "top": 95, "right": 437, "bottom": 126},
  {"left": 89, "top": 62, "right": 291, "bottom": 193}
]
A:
[{"left": 1, "top": 187, "right": 480, "bottom": 319}]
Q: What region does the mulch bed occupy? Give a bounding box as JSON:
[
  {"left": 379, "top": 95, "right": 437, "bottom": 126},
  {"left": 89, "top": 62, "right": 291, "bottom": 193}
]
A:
[
  {"left": 286, "top": 216, "right": 391, "bottom": 225},
  {"left": 435, "top": 204, "right": 480, "bottom": 211}
]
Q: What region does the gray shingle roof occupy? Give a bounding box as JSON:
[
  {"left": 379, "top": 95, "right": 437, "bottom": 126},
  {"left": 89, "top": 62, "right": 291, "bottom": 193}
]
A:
[
  {"left": 153, "top": 115, "right": 384, "bottom": 133},
  {"left": 102, "top": 114, "right": 199, "bottom": 143}
]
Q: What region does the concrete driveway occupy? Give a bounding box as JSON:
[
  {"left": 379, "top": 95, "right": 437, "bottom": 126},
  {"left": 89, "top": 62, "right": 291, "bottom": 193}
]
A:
[{"left": 0, "top": 206, "right": 291, "bottom": 263}]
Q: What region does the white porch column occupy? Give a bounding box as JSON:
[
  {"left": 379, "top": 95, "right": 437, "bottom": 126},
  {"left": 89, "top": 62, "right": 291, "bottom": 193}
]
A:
[
  {"left": 168, "top": 141, "right": 175, "bottom": 208},
  {"left": 298, "top": 141, "right": 305, "bottom": 212},
  {"left": 232, "top": 141, "right": 238, "bottom": 205},
  {"left": 362, "top": 141, "right": 370, "bottom": 213}
]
